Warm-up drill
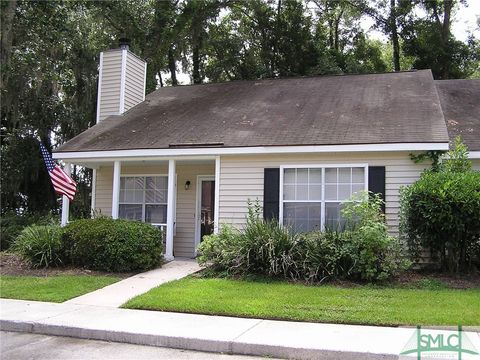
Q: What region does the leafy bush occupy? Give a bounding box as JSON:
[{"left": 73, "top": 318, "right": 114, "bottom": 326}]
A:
[
  {"left": 400, "top": 138, "right": 480, "bottom": 273},
  {"left": 198, "top": 196, "right": 409, "bottom": 282},
  {"left": 0, "top": 213, "right": 58, "bottom": 250},
  {"left": 198, "top": 224, "right": 243, "bottom": 274},
  {"left": 12, "top": 225, "right": 64, "bottom": 268},
  {"left": 62, "top": 217, "right": 163, "bottom": 272},
  {"left": 400, "top": 170, "right": 480, "bottom": 272},
  {"left": 342, "top": 192, "right": 410, "bottom": 281}
]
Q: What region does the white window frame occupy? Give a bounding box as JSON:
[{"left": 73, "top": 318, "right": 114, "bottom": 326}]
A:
[
  {"left": 279, "top": 164, "right": 368, "bottom": 231},
  {"left": 119, "top": 174, "right": 169, "bottom": 227}
]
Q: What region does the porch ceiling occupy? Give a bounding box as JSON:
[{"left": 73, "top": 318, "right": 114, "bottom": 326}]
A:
[{"left": 63, "top": 157, "right": 216, "bottom": 169}]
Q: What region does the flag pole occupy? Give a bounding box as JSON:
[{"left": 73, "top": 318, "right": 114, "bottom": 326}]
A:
[{"left": 61, "top": 163, "right": 71, "bottom": 227}]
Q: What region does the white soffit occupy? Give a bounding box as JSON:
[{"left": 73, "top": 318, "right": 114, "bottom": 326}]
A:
[{"left": 53, "top": 142, "right": 450, "bottom": 161}]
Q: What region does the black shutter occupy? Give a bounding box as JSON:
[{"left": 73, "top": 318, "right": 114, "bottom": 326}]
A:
[
  {"left": 263, "top": 168, "right": 280, "bottom": 221},
  {"left": 368, "top": 166, "right": 386, "bottom": 213}
]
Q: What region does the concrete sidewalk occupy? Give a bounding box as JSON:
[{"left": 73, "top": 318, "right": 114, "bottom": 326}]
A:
[
  {"left": 64, "top": 260, "right": 200, "bottom": 307},
  {"left": 2, "top": 299, "right": 479, "bottom": 359}
]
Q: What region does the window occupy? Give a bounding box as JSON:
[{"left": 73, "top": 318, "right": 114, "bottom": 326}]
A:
[
  {"left": 119, "top": 176, "right": 168, "bottom": 224},
  {"left": 281, "top": 166, "right": 366, "bottom": 232}
]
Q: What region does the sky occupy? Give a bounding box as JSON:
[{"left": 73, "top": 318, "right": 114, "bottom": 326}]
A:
[
  {"left": 364, "top": 0, "right": 480, "bottom": 41},
  {"left": 451, "top": 0, "right": 480, "bottom": 40},
  {"left": 171, "top": 0, "right": 480, "bottom": 85}
]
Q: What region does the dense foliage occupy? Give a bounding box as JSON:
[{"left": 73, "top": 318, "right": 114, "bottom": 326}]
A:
[
  {"left": 11, "top": 218, "right": 164, "bottom": 271},
  {"left": 0, "top": 213, "right": 58, "bottom": 250},
  {"left": 62, "top": 217, "right": 164, "bottom": 272},
  {"left": 400, "top": 139, "right": 480, "bottom": 273},
  {"left": 12, "top": 225, "right": 64, "bottom": 268},
  {"left": 1, "top": 0, "right": 478, "bottom": 218},
  {"left": 198, "top": 194, "right": 409, "bottom": 282}
]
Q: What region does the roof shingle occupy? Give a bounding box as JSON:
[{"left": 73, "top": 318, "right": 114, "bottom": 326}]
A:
[
  {"left": 436, "top": 79, "right": 480, "bottom": 151},
  {"left": 55, "top": 69, "right": 450, "bottom": 153}
]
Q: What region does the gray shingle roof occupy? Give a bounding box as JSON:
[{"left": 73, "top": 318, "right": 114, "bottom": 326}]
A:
[
  {"left": 436, "top": 79, "right": 480, "bottom": 151},
  {"left": 55, "top": 69, "right": 450, "bottom": 153}
]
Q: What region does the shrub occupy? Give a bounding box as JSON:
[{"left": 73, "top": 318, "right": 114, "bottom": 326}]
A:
[
  {"left": 400, "top": 170, "right": 480, "bottom": 272},
  {"left": 198, "top": 196, "right": 409, "bottom": 283},
  {"left": 342, "top": 192, "right": 410, "bottom": 281},
  {"left": 0, "top": 213, "right": 58, "bottom": 250},
  {"left": 199, "top": 204, "right": 296, "bottom": 278},
  {"left": 62, "top": 217, "right": 163, "bottom": 272},
  {"left": 400, "top": 139, "right": 480, "bottom": 273},
  {"left": 291, "top": 230, "right": 354, "bottom": 282},
  {"left": 198, "top": 224, "right": 242, "bottom": 274},
  {"left": 12, "top": 225, "right": 64, "bottom": 268}
]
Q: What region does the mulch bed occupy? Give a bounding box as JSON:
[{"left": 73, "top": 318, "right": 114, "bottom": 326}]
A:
[
  {"left": 0, "top": 252, "right": 135, "bottom": 278},
  {"left": 395, "top": 271, "right": 480, "bottom": 289},
  {"left": 328, "top": 271, "right": 480, "bottom": 289},
  {"left": 197, "top": 268, "right": 480, "bottom": 289}
]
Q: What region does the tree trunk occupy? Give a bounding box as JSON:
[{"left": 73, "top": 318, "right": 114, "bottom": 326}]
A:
[
  {"left": 390, "top": 0, "right": 400, "bottom": 71},
  {"left": 334, "top": 9, "right": 344, "bottom": 53},
  {"left": 192, "top": 42, "right": 201, "bottom": 84},
  {"left": 0, "top": 0, "right": 17, "bottom": 90},
  {"left": 441, "top": 0, "right": 453, "bottom": 79},
  {"left": 158, "top": 71, "right": 164, "bottom": 88},
  {"left": 168, "top": 46, "right": 177, "bottom": 86},
  {"left": 442, "top": 0, "right": 453, "bottom": 42},
  {"left": 328, "top": 17, "right": 334, "bottom": 49}
]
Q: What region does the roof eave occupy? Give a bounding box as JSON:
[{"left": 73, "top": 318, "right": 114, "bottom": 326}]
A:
[{"left": 52, "top": 142, "right": 450, "bottom": 162}]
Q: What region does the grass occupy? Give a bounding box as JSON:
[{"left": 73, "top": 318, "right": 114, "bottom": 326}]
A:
[
  {"left": 0, "top": 275, "right": 120, "bottom": 302},
  {"left": 123, "top": 277, "right": 480, "bottom": 326}
]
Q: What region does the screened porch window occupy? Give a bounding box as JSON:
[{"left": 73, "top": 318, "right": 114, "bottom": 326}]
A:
[
  {"left": 119, "top": 176, "right": 168, "bottom": 225},
  {"left": 281, "top": 166, "right": 366, "bottom": 232}
]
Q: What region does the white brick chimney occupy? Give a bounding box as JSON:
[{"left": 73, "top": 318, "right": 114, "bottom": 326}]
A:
[{"left": 96, "top": 39, "right": 147, "bottom": 123}]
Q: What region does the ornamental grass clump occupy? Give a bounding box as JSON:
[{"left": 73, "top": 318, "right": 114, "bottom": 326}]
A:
[
  {"left": 12, "top": 225, "right": 64, "bottom": 268},
  {"left": 198, "top": 195, "right": 409, "bottom": 283}
]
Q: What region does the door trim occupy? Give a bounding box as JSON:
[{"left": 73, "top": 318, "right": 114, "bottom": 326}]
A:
[{"left": 195, "top": 175, "right": 215, "bottom": 252}]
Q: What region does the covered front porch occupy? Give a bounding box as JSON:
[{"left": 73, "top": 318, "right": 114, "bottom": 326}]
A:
[{"left": 60, "top": 157, "right": 221, "bottom": 260}]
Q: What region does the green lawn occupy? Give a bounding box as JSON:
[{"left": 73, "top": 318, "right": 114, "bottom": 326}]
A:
[
  {"left": 123, "top": 277, "right": 480, "bottom": 326},
  {"left": 0, "top": 275, "right": 120, "bottom": 302}
]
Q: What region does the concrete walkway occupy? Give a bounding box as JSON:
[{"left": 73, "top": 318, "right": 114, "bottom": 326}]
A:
[
  {"left": 64, "top": 260, "right": 200, "bottom": 307},
  {"left": 2, "top": 299, "right": 479, "bottom": 360}
]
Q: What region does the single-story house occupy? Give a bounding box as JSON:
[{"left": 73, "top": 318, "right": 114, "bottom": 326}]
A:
[{"left": 53, "top": 44, "right": 480, "bottom": 260}]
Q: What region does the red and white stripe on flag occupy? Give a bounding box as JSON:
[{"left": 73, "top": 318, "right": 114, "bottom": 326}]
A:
[{"left": 50, "top": 165, "right": 77, "bottom": 201}]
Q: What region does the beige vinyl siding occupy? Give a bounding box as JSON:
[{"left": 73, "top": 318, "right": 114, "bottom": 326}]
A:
[
  {"left": 124, "top": 52, "right": 145, "bottom": 111},
  {"left": 175, "top": 164, "right": 215, "bottom": 257},
  {"left": 93, "top": 163, "right": 214, "bottom": 258},
  {"left": 218, "top": 152, "right": 429, "bottom": 236},
  {"left": 98, "top": 50, "right": 146, "bottom": 121},
  {"left": 98, "top": 50, "right": 122, "bottom": 121},
  {"left": 473, "top": 159, "right": 480, "bottom": 171}
]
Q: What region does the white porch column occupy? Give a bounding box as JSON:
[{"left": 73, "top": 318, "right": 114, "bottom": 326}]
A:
[
  {"left": 90, "top": 168, "right": 97, "bottom": 216},
  {"left": 214, "top": 156, "right": 220, "bottom": 234},
  {"left": 165, "top": 159, "right": 176, "bottom": 261},
  {"left": 111, "top": 161, "right": 121, "bottom": 219},
  {"left": 61, "top": 163, "right": 71, "bottom": 227}
]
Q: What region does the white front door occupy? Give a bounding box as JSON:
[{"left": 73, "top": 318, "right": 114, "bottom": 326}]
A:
[{"left": 195, "top": 176, "right": 215, "bottom": 251}]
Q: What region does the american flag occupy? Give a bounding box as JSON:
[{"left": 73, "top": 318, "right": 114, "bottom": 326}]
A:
[{"left": 40, "top": 143, "right": 77, "bottom": 201}]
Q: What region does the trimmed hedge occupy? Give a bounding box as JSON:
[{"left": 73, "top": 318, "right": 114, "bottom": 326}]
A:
[
  {"left": 400, "top": 170, "right": 480, "bottom": 272},
  {"left": 400, "top": 138, "right": 480, "bottom": 273},
  {"left": 62, "top": 217, "right": 164, "bottom": 272}
]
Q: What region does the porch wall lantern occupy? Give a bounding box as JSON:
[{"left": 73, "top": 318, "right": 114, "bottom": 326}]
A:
[{"left": 184, "top": 180, "right": 191, "bottom": 190}]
